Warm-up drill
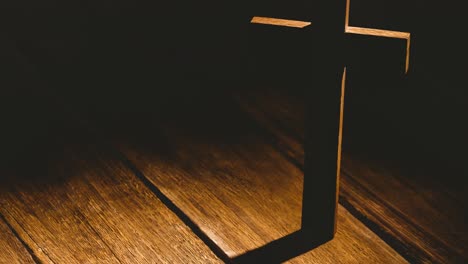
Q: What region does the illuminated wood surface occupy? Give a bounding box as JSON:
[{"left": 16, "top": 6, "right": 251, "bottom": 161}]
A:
[
  {"left": 0, "top": 218, "right": 35, "bottom": 264},
  {"left": 108, "top": 103, "right": 305, "bottom": 257},
  {"left": 251, "top": 16, "right": 311, "bottom": 28},
  {"left": 0, "top": 138, "right": 221, "bottom": 264},
  {"left": 93, "top": 94, "right": 406, "bottom": 263}
]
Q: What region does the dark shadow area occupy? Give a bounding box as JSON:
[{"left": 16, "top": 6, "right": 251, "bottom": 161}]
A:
[
  {"left": 0, "top": 35, "right": 73, "bottom": 186},
  {"left": 232, "top": 230, "right": 331, "bottom": 263}
]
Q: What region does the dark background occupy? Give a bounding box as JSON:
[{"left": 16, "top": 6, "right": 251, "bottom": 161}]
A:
[{"left": 1, "top": 0, "right": 466, "bottom": 176}]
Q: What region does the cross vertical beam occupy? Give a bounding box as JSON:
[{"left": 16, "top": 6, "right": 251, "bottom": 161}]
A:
[{"left": 300, "top": 0, "right": 347, "bottom": 241}]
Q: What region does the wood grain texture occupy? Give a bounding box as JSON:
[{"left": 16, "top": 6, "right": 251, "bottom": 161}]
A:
[
  {"left": 0, "top": 135, "right": 221, "bottom": 264},
  {"left": 0, "top": 217, "right": 35, "bottom": 264},
  {"left": 96, "top": 93, "right": 406, "bottom": 263},
  {"left": 233, "top": 87, "right": 468, "bottom": 263},
  {"left": 251, "top": 16, "right": 311, "bottom": 28}
]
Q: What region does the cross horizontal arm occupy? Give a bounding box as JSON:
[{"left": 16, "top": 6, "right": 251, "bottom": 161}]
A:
[
  {"left": 251, "top": 16, "right": 311, "bottom": 28},
  {"left": 345, "top": 26, "right": 409, "bottom": 40},
  {"left": 345, "top": 0, "right": 411, "bottom": 73},
  {"left": 345, "top": 26, "right": 411, "bottom": 73}
]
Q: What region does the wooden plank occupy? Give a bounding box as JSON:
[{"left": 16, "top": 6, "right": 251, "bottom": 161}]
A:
[
  {"left": 0, "top": 217, "right": 36, "bottom": 264},
  {"left": 0, "top": 133, "right": 221, "bottom": 264},
  {"left": 232, "top": 87, "right": 468, "bottom": 263},
  {"left": 98, "top": 94, "right": 406, "bottom": 262}
]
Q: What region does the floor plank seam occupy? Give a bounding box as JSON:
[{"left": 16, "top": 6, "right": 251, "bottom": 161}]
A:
[
  {"left": 107, "top": 148, "right": 233, "bottom": 264},
  {"left": 25, "top": 90, "right": 233, "bottom": 263},
  {"left": 340, "top": 169, "right": 465, "bottom": 263},
  {"left": 337, "top": 193, "right": 420, "bottom": 263},
  {"left": 341, "top": 167, "right": 439, "bottom": 242},
  {"left": 0, "top": 212, "right": 44, "bottom": 264}
]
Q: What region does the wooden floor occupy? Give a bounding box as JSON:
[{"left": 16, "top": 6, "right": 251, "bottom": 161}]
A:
[{"left": 1, "top": 82, "right": 466, "bottom": 263}]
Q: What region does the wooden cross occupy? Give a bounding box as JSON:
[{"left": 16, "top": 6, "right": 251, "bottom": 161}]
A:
[{"left": 244, "top": 0, "right": 411, "bottom": 256}]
